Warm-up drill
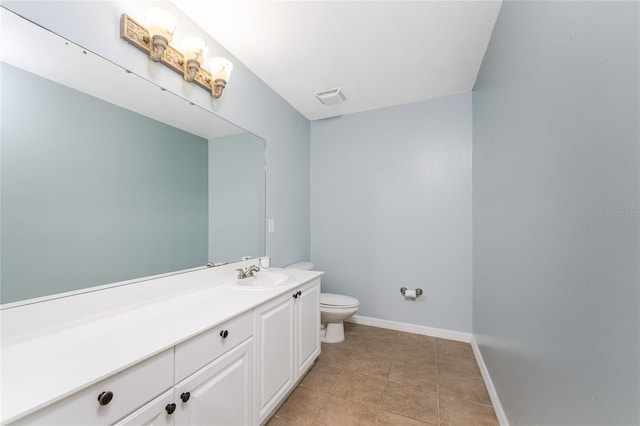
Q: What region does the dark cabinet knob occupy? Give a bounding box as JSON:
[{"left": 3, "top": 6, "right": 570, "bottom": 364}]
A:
[
  {"left": 165, "top": 403, "right": 177, "bottom": 415},
  {"left": 97, "top": 391, "right": 113, "bottom": 406},
  {"left": 297, "top": 290, "right": 302, "bottom": 297},
  {"left": 293, "top": 293, "right": 298, "bottom": 299},
  {"left": 219, "top": 330, "right": 229, "bottom": 339},
  {"left": 180, "top": 392, "right": 191, "bottom": 403}
]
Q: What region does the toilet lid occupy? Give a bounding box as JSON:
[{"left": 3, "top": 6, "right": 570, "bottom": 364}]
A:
[{"left": 320, "top": 293, "right": 359, "bottom": 307}]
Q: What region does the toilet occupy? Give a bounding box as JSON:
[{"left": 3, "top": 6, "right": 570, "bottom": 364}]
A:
[{"left": 285, "top": 262, "right": 359, "bottom": 343}]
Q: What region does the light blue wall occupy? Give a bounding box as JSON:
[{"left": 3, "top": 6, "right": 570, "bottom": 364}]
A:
[
  {"left": 311, "top": 94, "right": 472, "bottom": 332},
  {"left": 473, "top": 1, "right": 639, "bottom": 424},
  {"left": 2, "top": 1, "right": 310, "bottom": 268}
]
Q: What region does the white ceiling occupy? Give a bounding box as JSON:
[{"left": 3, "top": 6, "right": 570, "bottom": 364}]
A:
[{"left": 171, "top": 1, "right": 502, "bottom": 121}]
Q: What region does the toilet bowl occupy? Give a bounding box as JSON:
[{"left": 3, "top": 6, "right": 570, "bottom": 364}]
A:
[
  {"left": 285, "top": 262, "right": 359, "bottom": 343},
  {"left": 319, "top": 293, "right": 359, "bottom": 343}
]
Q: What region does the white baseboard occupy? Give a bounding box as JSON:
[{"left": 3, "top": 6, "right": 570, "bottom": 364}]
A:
[
  {"left": 345, "top": 315, "right": 472, "bottom": 343},
  {"left": 471, "top": 336, "right": 509, "bottom": 426}
]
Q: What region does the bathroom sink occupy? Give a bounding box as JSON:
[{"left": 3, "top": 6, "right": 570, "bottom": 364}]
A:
[{"left": 230, "top": 271, "right": 294, "bottom": 289}]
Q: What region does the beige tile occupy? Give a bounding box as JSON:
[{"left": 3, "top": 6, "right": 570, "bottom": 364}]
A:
[
  {"left": 376, "top": 410, "right": 431, "bottom": 425},
  {"left": 317, "top": 343, "right": 353, "bottom": 369},
  {"left": 345, "top": 352, "right": 392, "bottom": 379},
  {"left": 436, "top": 338, "right": 475, "bottom": 361},
  {"left": 398, "top": 332, "right": 436, "bottom": 347},
  {"left": 436, "top": 354, "right": 482, "bottom": 379},
  {"left": 313, "top": 396, "right": 381, "bottom": 426},
  {"left": 388, "top": 360, "right": 437, "bottom": 392},
  {"left": 382, "top": 381, "right": 438, "bottom": 425},
  {"left": 344, "top": 322, "right": 369, "bottom": 336},
  {"left": 300, "top": 363, "right": 342, "bottom": 393},
  {"left": 366, "top": 326, "right": 399, "bottom": 342},
  {"left": 394, "top": 342, "right": 436, "bottom": 367},
  {"left": 276, "top": 330, "right": 496, "bottom": 426},
  {"left": 437, "top": 371, "right": 492, "bottom": 406},
  {"left": 438, "top": 394, "right": 499, "bottom": 426},
  {"left": 275, "top": 386, "right": 328, "bottom": 425},
  {"left": 352, "top": 337, "right": 397, "bottom": 359},
  {"left": 330, "top": 333, "right": 366, "bottom": 352},
  {"left": 331, "top": 370, "right": 387, "bottom": 408}
]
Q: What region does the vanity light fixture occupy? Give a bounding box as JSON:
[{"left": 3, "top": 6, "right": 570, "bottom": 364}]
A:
[{"left": 119, "top": 11, "right": 233, "bottom": 98}]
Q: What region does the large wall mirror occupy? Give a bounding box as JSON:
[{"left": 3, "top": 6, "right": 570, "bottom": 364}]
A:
[{"left": 0, "top": 9, "right": 266, "bottom": 306}]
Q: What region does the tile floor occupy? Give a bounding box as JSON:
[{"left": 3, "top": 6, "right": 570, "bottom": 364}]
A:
[{"left": 267, "top": 323, "right": 498, "bottom": 426}]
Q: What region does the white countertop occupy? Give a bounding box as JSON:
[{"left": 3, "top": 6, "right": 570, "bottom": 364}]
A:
[{"left": 0, "top": 263, "right": 322, "bottom": 424}]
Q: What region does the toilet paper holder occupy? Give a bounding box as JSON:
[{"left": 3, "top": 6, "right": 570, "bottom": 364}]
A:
[{"left": 400, "top": 287, "right": 423, "bottom": 297}]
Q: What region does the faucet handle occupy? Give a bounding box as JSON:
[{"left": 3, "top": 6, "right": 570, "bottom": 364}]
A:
[{"left": 236, "top": 268, "right": 247, "bottom": 279}]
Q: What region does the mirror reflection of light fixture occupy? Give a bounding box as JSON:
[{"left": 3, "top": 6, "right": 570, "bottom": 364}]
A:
[
  {"left": 208, "top": 57, "right": 233, "bottom": 98},
  {"left": 145, "top": 8, "right": 177, "bottom": 62},
  {"left": 181, "top": 36, "right": 209, "bottom": 82},
  {"left": 119, "top": 11, "right": 233, "bottom": 98}
]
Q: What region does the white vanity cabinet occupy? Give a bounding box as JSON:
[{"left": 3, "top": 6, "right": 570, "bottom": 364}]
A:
[
  {"left": 295, "top": 280, "right": 321, "bottom": 377},
  {"left": 115, "top": 339, "right": 254, "bottom": 426},
  {"left": 2, "top": 269, "right": 322, "bottom": 426},
  {"left": 174, "top": 339, "right": 253, "bottom": 426},
  {"left": 254, "top": 290, "right": 295, "bottom": 423},
  {"left": 172, "top": 310, "right": 254, "bottom": 426},
  {"left": 254, "top": 279, "right": 321, "bottom": 423},
  {"left": 174, "top": 311, "right": 253, "bottom": 383}
]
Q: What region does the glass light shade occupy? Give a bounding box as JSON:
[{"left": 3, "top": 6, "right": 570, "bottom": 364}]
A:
[
  {"left": 209, "top": 57, "right": 233, "bottom": 82},
  {"left": 146, "top": 8, "right": 177, "bottom": 42},
  {"left": 181, "top": 36, "right": 209, "bottom": 65}
]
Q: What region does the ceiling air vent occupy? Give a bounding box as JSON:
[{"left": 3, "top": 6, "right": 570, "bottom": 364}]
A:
[{"left": 314, "top": 87, "right": 347, "bottom": 105}]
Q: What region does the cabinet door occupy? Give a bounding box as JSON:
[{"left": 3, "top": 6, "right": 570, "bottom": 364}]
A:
[
  {"left": 174, "top": 339, "right": 253, "bottom": 426},
  {"left": 295, "top": 280, "right": 321, "bottom": 377},
  {"left": 253, "top": 293, "right": 294, "bottom": 423},
  {"left": 113, "top": 390, "right": 175, "bottom": 426}
]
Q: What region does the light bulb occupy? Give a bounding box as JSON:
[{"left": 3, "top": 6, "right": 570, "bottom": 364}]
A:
[
  {"left": 146, "top": 8, "right": 177, "bottom": 43},
  {"left": 181, "top": 36, "right": 209, "bottom": 65},
  {"left": 208, "top": 57, "right": 233, "bottom": 82}
]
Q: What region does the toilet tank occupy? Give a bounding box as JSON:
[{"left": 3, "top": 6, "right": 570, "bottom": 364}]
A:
[{"left": 285, "top": 262, "right": 314, "bottom": 271}]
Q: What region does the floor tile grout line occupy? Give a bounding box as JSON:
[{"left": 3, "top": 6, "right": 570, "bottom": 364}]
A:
[{"left": 328, "top": 360, "right": 346, "bottom": 395}]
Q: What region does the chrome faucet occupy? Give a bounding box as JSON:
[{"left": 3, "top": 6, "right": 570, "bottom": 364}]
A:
[{"left": 236, "top": 264, "right": 260, "bottom": 279}]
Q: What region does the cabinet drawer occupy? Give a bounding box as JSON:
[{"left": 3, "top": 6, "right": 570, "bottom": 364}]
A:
[
  {"left": 175, "top": 310, "right": 253, "bottom": 383},
  {"left": 12, "top": 349, "right": 174, "bottom": 426}
]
